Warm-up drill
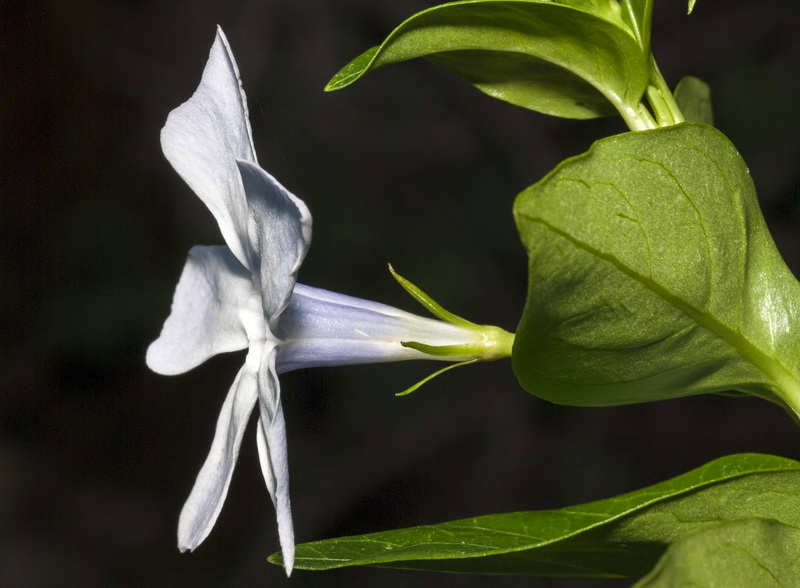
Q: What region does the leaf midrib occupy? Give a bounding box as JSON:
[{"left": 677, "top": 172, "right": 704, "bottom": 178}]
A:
[{"left": 521, "top": 214, "right": 800, "bottom": 401}]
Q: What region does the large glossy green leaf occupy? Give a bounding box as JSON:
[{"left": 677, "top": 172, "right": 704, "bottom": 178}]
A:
[
  {"left": 633, "top": 519, "right": 800, "bottom": 587},
  {"left": 673, "top": 75, "right": 713, "bottom": 125},
  {"left": 325, "top": 0, "right": 652, "bottom": 121},
  {"left": 270, "top": 454, "right": 800, "bottom": 576},
  {"left": 512, "top": 123, "right": 800, "bottom": 414}
]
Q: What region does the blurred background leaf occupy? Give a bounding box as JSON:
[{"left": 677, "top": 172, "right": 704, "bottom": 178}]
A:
[{"left": 673, "top": 76, "right": 713, "bottom": 124}]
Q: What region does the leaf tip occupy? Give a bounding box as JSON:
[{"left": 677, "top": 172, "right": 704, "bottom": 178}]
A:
[
  {"left": 324, "top": 73, "right": 351, "bottom": 92},
  {"left": 325, "top": 46, "right": 380, "bottom": 92}
]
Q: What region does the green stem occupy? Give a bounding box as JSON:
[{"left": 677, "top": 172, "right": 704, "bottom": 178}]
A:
[
  {"left": 619, "top": 102, "right": 658, "bottom": 132},
  {"left": 646, "top": 54, "right": 686, "bottom": 127}
]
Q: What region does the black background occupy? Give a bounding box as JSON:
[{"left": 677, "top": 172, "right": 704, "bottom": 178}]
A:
[{"left": 3, "top": 1, "right": 800, "bottom": 587}]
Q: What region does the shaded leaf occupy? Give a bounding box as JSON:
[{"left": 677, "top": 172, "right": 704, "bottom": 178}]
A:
[
  {"left": 512, "top": 123, "right": 800, "bottom": 414},
  {"left": 271, "top": 454, "right": 800, "bottom": 576},
  {"left": 326, "top": 0, "right": 652, "bottom": 120},
  {"left": 633, "top": 519, "right": 800, "bottom": 587},
  {"left": 674, "top": 75, "right": 713, "bottom": 125}
]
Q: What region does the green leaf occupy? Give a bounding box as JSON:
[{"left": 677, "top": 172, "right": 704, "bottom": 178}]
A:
[
  {"left": 617, "top": 0, "right": 653, "bottom": 50},
  {"left": 512, "top": 123, "right": 800, "bottom": 415},
  {"left": 688, "top": 0, "right": 698, "bottom": 14},
  {"left": 633, "top": 519, "right": 800, "bottom": 587},
  {"left": 673, "top": 75, "right": 713, "bottom": 125},
  {"left": 325, "top": 0, "right": 653, "bottom": 122},
  {"left": 270, "top": 454, "right": 800, "bottom": 576}
]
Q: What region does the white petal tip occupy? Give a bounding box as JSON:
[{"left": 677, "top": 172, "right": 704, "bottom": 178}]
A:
[
  {"left": 280, "top": 537, "right": 295, "bottom": 576},
  {"left": 283, "top": 554, "right": 294, "bottom": 577},
  {"left": 177, "top": 513, "right": 209, "bottom": 554},
  {"left": 177, "top": 532, "right": 200, "bottom": 553}
]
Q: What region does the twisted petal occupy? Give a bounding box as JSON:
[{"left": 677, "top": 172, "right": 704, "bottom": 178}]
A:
[
  {"left": 147, "top": 245, "right": 254, "bottom": 375},
  {"left": 275, "top": 284, "right": 484, "bottom": 373},
  {"left": 236, "top": 160, "right": 312, "bottom": 320},
  {"left": 255, "top": 345, "right": 295, "bottom": 575},
  {"left": 177, "top": 362, "right": 258, "bottom": 551},
  {"left": 161, "top": 27, "right": 257, "bottom": 269}
]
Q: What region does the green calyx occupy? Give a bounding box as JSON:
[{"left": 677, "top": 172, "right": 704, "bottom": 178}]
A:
[
  {"left": 388, "top": 265, "right": 515, "bottom": 395},
  {"left": 389, "top": 264, "right": 515, "bottom": 361},
  {"left": 401, "top": 328, "right": 516, "bottom": 362}
]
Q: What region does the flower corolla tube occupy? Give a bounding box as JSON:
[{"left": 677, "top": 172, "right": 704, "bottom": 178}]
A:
[{"left": 147, "top": 27, "right": 514, "bottom": 575}]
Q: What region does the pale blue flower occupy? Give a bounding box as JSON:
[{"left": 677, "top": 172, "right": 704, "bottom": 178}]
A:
[{"left": 147, "top": 27, "right": 512, "bottom": 575}]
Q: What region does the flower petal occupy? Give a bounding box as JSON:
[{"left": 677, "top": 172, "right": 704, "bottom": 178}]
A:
[
  {"left": 275, "top": 284, "right": 483, "bottom": 373},
  {"left": 147, "top": 245, "right": 255, "bottom": 375},
  {"left": 161, "top": 27, "right": 256, "bottom": 269},
  {"left": 255, "top": 345, "right": 295, "bottom": 575},
  {"left": 177, "top": 362, "right": 258, "bottom": 551},
  {"left": 236, "top": 160, "right": 312, "bottom": 320}
]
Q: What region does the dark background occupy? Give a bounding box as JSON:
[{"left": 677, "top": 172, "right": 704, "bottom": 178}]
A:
[{"left": 4, "top": 1, "right": 800, "bottom": 587}]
